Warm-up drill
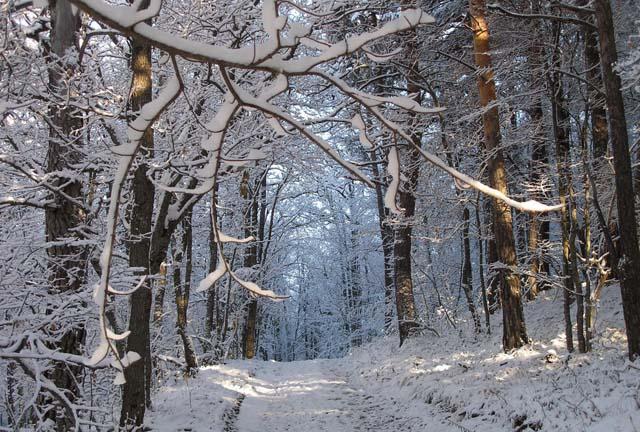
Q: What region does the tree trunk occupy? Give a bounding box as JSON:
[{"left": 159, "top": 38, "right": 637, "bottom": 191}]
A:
[
  {"left": 469, "top": 0, "right": 527, "bottom": 351},
  {"left": 153, "top": 262, "right": 168, "bottom": 323},
  {"left": 462, "top": 207, "right": 481, "bottom": 333},
  {"left": 576, "top": 1, "right": 609, "bottom": 161},
  {"left": 242, "top": 170, "right": 260, "bottom": 359},
  {"left": 121, "top": 15, "right": 155, "bottom": 427},
  {"left": 370, "top": 147, "right": 396, "bottom": 332},
  {"left": 44, "top": 1, "right": 86, "bottom": 428},
  {"left": 205, "top": 184, "right": 220, "bottom": 352},
  {"left": 594, "top": 0, "right": 640, "bottom": 360},
  {"left": 175, "top": 213, "right": 198, "bottom": 373},
  {"left": 394, "top": 0, "right": 421, "bottom": 345},
  {"left": 526, "top": 88, "right": 550, "bottom": 298},
  {"left": 549, "top": 23, "right": 575, "bottom": 352},
  {"left": 475, "top": 198, "right": 491, "bottom": 333}
]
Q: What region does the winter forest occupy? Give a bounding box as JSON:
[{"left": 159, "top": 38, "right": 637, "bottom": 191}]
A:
[{"left": 2, "top": 0, "right": 640, "bottom": 430}]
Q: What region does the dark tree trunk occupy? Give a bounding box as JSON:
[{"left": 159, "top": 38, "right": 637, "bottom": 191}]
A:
[
  {"left": 394, "top": 0, "right": 421, "bottom": 345},
  {"left": 527, "top": 96, "right": 550, "bottom": 299},
  {"left": 174, "top": 213, "right": 198, "bottom": 373},
  {"left": 205, "top": 184, "right": 220, "bottom": 352},
  {"left": 44, "top": 1, "right": 86, "bottom": 428},
  {"left": 370, "top": 148, "right": 395, "bottom": 331},
  {"left": 121, "top": 19, "right": 155, "bottom": 428},
  {"left": 469, "top": 0, "right": 527, "bottom": 351},
  {"left": 475, "top": 199, "right": 491, "bottom": 333},
  {"left": 549, "top": 23, "right": 575, "bottom": 353},
  {"left": 462, "top": 207, "right": 481, "bottom": 333},
  {"left": 594, "top": 0, "right": 640, "bottom": 360},
  {"left": 242, "top": 170, "right": 260, "bottom": 359},
  {"left": 579, "top": 4, "right": 609, "bottom": 161}
]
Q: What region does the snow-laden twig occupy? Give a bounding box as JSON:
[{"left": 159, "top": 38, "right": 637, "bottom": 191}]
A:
[
  {"left": 317, "top": 71, "right": 563, "bottom": 213},
  {"left": 67, "top": 0, "right": 433, "bottom": 74}
]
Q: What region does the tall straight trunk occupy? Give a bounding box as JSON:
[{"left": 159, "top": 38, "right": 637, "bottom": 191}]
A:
[
  {"left": 394, "top": 3, "right": 421, "bottom": 344},
  {"left": 575, "top": 0, "right": 609, "bottom": 161},
  {"left": 594, "top": 0, "right": 640, "bottom": 360},
  {"left": 469, "top": 0, "right": 527, "bottom": 350},
  {"left": 174, "top": 213, "right": 198, "bottom": 373},
  {"left": 582, "top": 152, "right": 594, "bottom": 351},
  {"left": 121, "top": 12, "right": 154, "bottom": 427},
  {"left": 370, "top": 147, "right": 395, "bottom": 331},
  {"left": 242, "top": 171, "right": 260, "bottom": 359},
  {"left": 526, "top": 14, "right": 551, "bottom": 298},
  {"left": 569, "top": 191, "right": 586, "bottom": 353},
  {"left": 462, "top": 207, "right": 481, "bottom": 332},
  {"left": 549, "top": 24, "right": 575, "bottom": 352},
  {"left": 475, "top": 198, "right": 491, "bottom": 333},
  {"left": 486, "top": 215, "right": 501, "bottom": 310},
  {"left": 205, "top": 184, "right": 220, "bottom": 348},
  {"left": 44, "top": 1, "right": 86, "bottom": 428}
]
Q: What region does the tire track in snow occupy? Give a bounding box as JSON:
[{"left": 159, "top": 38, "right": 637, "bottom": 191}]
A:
[{"left": 222, "top": 393, "right": 246, "bottom": 432}]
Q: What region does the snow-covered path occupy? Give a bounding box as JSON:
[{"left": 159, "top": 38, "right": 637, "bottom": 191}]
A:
[
  {"left": 235, "top": 359, "right": 385, "bottom": 432},
  {"left": 149, "top": 356, "right": 448, "bottom": 432},
  {"left": 150, "top": 289, "right": 640, "bottom": 432}
]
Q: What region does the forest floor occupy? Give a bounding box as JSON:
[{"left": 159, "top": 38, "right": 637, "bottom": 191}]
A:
[{"left": 149, "top": 285, "right": 640, "bottom": 431}]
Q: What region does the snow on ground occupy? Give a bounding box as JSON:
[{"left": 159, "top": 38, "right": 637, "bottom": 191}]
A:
[
  {"left": 150, "top": 285, "right": 640, "bottom": 431},
  {"left": 148, "top": 364, "right": 251, "bottom": 431}
]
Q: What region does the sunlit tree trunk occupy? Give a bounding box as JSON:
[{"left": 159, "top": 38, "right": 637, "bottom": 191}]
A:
[
  {"left": 121, "top": 4, "right": 155, "bottom": 425},
  {"left": 469, "top": 0, "right": 527, "bottom": 350}
]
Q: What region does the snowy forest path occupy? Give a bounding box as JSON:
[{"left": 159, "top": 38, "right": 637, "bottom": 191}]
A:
[{"left": 232, "top": 358, "right": 397, "bottom": 432}]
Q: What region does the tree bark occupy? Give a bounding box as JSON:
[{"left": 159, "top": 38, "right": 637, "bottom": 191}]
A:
[
  {"left": 394, "top": 0, "right": 422, "bottom": 346},
  {"left": 549, "top": 22, "right": 575, "bottom": 352},
  {"left": 594, "top": 0, "right": 640, "bottom": 360},
  {"left": 121, "top": 13, "right": 155, "bottom": 427},
  {"left": 242, "top": 170, "right": 260, "bottom": 359},
  {"left": 469, "top": 0, "right": 527, "bottom": 350},
  {"left": 44, "top": 1, "right": 87, "bottom": 428},
  {"left": 462, "top": 207, "right": 481, "bottom": 333},
  {"left": 370, "top": 147, "right": 396, "bottom": 332},
  {"left": 174, "top": 212, "right": 198, "bottom": 373}
]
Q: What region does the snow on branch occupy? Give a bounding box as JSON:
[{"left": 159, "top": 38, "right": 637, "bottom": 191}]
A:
[
  {"left": 90, "top": 73, "right": 181, "bottom": 384},
  {"left": 67, "top": 0, "right": 433, "bottom": 73},
  {"left": 222, "top": 72, "right": 375, "bottom": 188},
  {"left": 317, "top": 71, "right": 563, "bottom": 214}
]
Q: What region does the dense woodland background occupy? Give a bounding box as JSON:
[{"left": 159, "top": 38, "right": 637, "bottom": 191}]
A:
[{"left": 1, "top": 0, "right": 640, "bottom": 429}]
